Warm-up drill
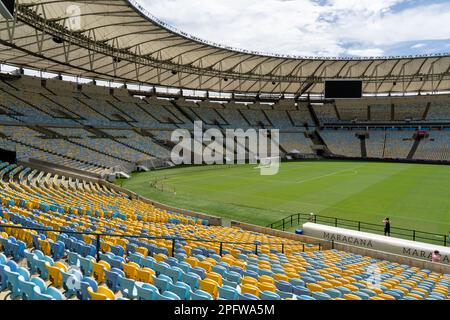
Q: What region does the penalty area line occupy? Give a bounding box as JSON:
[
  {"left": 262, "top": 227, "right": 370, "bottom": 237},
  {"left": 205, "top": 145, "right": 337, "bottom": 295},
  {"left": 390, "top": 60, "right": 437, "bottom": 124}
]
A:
[{"left": 296, "top": 166, "right": 363, "bottom": 184}]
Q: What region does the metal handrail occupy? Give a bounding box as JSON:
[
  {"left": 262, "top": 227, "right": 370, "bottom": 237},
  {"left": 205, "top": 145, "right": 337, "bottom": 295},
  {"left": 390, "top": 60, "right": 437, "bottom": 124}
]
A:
[
  {"left": 0, "top": 223, "right": 322, "bottom": 261},
  {"left": 267, "top": 213, "right": 449, "bottom": 247}
]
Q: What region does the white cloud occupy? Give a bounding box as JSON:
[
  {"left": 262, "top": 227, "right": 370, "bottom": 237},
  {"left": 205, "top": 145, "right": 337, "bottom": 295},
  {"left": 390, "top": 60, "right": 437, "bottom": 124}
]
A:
[
  {"left": 136, "top": 0, "right": 450, "bottom": 57},
  {"left": 411, "top": 43, "right": 426, "bottom": 49},
  {"left": 346, "top": 48, "right": 386, "bottom": 57}
]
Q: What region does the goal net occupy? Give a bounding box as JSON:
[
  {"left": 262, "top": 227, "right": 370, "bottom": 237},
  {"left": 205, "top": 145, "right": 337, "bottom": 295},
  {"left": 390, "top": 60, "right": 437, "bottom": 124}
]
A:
[{"left": 255, "top": 156, "right": 280, "bottom": 169}]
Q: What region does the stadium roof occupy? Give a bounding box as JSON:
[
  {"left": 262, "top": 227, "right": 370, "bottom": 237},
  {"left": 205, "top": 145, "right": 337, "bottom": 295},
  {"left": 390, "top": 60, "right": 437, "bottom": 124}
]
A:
[{"left": 0, "top": 0, "right": 449, "bottom": 95}]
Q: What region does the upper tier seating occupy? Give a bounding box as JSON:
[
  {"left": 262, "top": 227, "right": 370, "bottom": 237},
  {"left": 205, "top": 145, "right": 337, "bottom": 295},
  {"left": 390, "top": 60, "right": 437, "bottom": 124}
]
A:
[
  {"left": 320, "top": 130, "right": 361, "bottom": 157},
  {"left": 0, "top": 75, "right": 449, "bottom": 174},
  {"left": 426, "top": 102, "right": 450, "bottom": 122},
  {"left": 280, "top": 133, "right": 314, "bottom": 154},
  {"left": 414, "top": 131, "right": 450, "bottom": 161},
  {"left": 384, "top": 131, "right": 415, "bottom": 159},
  {"left": 370, "top": 104, "right": 392, "bottom": 121},
  {"left": 365, "top": 131, "right": 386, "bottom": 158},
  {"left": 312, "top": 104, "right": 339, "bottom": 124},
  {"left": 336, "top": 104, "right": 368, "bottom": 122},
  {"left": 394, "top": 103, "right": 426, "bottom": 121}
]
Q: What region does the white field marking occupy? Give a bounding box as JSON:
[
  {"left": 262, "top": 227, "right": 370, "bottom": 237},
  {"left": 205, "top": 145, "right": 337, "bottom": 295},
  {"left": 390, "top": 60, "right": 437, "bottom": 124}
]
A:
[
  {"left": 172, "top": 180, "right": 356, "bottom": 212},
  {"left": 296, "top": 166, "right": 364, "bottom": 184}
]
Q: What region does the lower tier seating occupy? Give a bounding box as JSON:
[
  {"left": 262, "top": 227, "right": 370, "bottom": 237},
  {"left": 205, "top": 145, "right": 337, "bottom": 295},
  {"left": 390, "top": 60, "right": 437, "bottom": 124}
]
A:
[{"left": 0, "top": 163, "right": 449, "bottom": 300}]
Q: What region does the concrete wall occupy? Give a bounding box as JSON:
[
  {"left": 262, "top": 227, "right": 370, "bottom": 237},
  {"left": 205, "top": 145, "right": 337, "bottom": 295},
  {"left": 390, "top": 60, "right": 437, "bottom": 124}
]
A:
[
  {"left": 333, "top": 242, "right": 450, "bottom": 274},
  {"left": 231, "top": 221, "right": 333, "bottom": 248},
  {"left": 232, "top": 220, "right": 450, "bottom": 274},
  {"left": 29, "top": 158, "right": 102, "bottom": 179}
]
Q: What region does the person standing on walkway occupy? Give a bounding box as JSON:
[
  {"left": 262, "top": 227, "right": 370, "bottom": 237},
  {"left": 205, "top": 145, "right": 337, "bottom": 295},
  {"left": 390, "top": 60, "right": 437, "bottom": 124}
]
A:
[{"left": 383, "top": 218, "right": 391, "bottom": 236}]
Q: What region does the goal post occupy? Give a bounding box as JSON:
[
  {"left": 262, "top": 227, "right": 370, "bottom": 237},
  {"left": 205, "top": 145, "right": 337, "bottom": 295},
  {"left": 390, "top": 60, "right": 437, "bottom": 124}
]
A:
[
  {"left": 254, "top": 156, "right": 281, "bottom": 175},
  {"left": 254, "top": 156, "right": 280, "bottom": 169}
]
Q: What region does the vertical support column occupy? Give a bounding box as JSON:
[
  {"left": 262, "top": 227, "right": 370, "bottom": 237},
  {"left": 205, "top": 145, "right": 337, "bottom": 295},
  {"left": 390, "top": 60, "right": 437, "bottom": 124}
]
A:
[
  {"left": 171, "top": 239, "right": 176, "bottom": 257},
  {"left": 96, "top": 234, "right": 101, "bottom": 261}
]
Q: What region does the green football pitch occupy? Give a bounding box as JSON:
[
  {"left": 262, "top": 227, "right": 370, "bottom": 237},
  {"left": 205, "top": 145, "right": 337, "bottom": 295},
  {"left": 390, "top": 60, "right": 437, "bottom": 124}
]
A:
[{"left": 116, "top": 160, "right": 450, "bottom": 236}]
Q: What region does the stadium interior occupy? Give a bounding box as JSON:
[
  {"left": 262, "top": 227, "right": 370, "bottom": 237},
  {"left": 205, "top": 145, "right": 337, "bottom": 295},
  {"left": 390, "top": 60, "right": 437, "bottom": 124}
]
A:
[{"left": 0, "top": 0, "right": 449, "bottom": 302}]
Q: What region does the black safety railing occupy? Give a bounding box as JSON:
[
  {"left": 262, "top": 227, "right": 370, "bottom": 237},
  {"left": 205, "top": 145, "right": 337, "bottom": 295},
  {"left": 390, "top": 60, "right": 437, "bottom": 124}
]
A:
[
  {"left": 267, "top": 213, "right": 449, "bottom": 247},
  {"left": 0, "top": 224, "right": 323, "bottom": 261}
]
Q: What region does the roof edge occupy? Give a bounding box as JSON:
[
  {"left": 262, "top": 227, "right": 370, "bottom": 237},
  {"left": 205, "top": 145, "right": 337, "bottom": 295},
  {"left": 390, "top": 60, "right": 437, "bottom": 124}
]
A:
[{"left": 125, "top": 0, "right": 450, "bottom": 62}]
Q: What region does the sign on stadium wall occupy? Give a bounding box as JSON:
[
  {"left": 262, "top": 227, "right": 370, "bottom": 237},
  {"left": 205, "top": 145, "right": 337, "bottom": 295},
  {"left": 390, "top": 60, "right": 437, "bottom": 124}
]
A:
[{"left": 302, "top": 223, "right": 450, "bottom": 265}]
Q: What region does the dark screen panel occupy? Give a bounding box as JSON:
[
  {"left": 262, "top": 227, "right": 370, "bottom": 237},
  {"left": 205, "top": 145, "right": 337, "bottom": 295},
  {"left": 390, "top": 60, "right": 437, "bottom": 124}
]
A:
[
  {"left": 0, "top": 0, "right": 14, "bottom": 19},
  {"left": 2, "top": 0, "right": 14, "bottom": 13},
  {"left": 0, "top": 148, "right": 16, "bottom": 164},
  {"left": 325, "top": 80, "right": 362, "bottom": 99}
]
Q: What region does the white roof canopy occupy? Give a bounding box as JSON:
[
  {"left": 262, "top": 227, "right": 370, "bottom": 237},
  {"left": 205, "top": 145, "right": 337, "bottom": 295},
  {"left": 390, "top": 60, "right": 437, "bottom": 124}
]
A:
[{"left": 0, "top": 0, "right": 449, "bottom": 95}]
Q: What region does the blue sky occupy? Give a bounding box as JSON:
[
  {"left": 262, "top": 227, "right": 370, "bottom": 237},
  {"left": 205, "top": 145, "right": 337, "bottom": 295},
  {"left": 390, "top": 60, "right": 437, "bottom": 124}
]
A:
[{"left": 136, "top": 0, "right": 450, "bottom": 58}]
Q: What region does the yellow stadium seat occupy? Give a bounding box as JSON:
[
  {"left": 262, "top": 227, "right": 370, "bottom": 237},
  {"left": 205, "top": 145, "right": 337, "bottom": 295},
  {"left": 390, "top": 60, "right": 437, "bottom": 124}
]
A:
[
  {"left": 344, "top": 293, "right": 363, "bottom": 300},
  {"left": 258, "top": 282, "right": 277, "bottom": 293},
  {"left": 241, "top": 276, "right": 258, "bottom": 287},
  {"left": 403, "top": 280, "right": 417, "bottom": 287},
  {"left": 88, "top": 286, "right": 116, "bottom": 300},
  {"left": 394, "top": 286, "right": 409, "bottom": 295},
  {"left": 338, "top": 278, "right": 351, "bottom": 285},
  {"left": 206, "top": 272, "right": 222, "bottom": 286},
  {"left": 198, "top": 261, "right": 213, "bottom": 273},
  {"left": 413, "top": 287, "right": 429, "bottom": 297},
  {"left": 322, "top": 274, "right": 336, "bottom": 281},
  {"left": 203, "top": 258, "right": 217, "bottom": 266},
  {"left": 380, "top": 282, "right": 393, "bottom": 290},
  {"left": 241, "top": 284, "right": 261, "bottom": 297},
  {"left": 123, "top": 262, "right": 139, "bottom": 279},
  {"left": 286, "top": 272, "right": 300, "bottom": 279},
  {"left": 433, "top": 288, "right": 448, "bottom": 296},
  {"left": 273, "top": 273, "right": 289, "bottom": 282},
  {"left": 92, "top": 261, "right": 111, "bottom": 283},
  {"left": 38, "top": 239, "right": 51, "bottom": 256},
  {"left": 199, "top": 279, "right": 219, "bottom": 299},
  {"left": 154, "top": 253, "right": 167, "bottom": 263},
  {"left": 370, "top": 296, "right": 385, "bottom": 300},
  {"left": 408, "top": 293, "right": 424, "bottom": 300},
  {"left": 135, "top": 247, "right": 148, "bottom": 257},
  {"left": 136, "top": 268, "right": 155, "bottom": 284},
  {"left": 101, "top": 242, "right": 111, "bottom": 253},
  {"left": 185, "top": 257, "right": 199, "bottom": 268},
  {"left": 344, "top": 284, "right": 359, "bottom": 292},
  {"left": 232, "top": 260, "right": 247, "bottom": 269},
  {"left": 328, "top": 279, "right": 342, "bottom": 287},
  {"left": 83, "top": 235, "right": 93, "bottom": 245},
  {"left": 317, "top": 281, "right": 333, "bottom": 289},
  {"left": 378, "top": 293, "right": 396, "bottom": 300},
  {"left": 367, "top": 286, "right": 383, "bottom": 295},
  {"left": 47, "top": 262, "right": 68, "bottom": 288},
  {"left": 306, "top": 283, "right": 323, "bottom": 292},
  {"left": 259, "top": 275, "right": 275, "bottom": 285}
]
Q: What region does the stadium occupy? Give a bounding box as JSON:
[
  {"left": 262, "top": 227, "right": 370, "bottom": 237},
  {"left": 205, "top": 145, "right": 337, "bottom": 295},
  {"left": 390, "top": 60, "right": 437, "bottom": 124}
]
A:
[{"left": 0, "top": 0, "right": 449, "bottom": 306}]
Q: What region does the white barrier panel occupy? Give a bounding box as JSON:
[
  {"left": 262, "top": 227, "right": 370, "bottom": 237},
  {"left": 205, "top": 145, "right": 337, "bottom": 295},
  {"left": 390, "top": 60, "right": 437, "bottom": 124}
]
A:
[{"left": 302, "top": 223, "right": 450, "bottom": 265}]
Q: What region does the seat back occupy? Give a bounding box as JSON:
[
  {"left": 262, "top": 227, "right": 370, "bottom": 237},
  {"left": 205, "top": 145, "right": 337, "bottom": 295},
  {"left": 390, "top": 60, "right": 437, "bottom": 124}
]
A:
[
  {"left": 47, "top": 265, "right": 64, "bottom": 288},
  {"left": 154, "top": 275, "right": 172, "bottom": 293},
  {"left": 136, "top": 282, "right": 157, "bottom": 300},
  {"left": 118, "top": 276, "right": 137, "bottom": 299},
  {"left": 191, "top": 290, "right": 213, "bottom": 300},
  {"left": 218, "top": 285, "right": 239, "bottom": 300},
  {"left": 199, "top": 278, "right": 219, "bottom": 299}
]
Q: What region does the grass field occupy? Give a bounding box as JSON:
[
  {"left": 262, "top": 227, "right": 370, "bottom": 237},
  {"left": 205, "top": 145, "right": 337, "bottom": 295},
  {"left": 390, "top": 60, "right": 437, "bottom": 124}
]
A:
[{"left": 116, "top": 160, "right": 450, "bottom": 235}]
